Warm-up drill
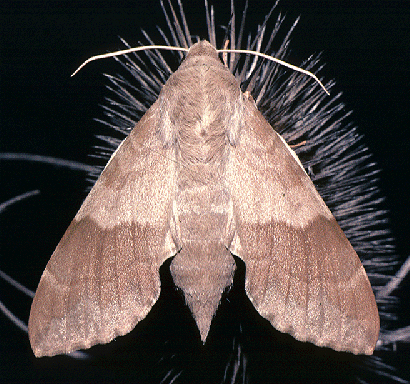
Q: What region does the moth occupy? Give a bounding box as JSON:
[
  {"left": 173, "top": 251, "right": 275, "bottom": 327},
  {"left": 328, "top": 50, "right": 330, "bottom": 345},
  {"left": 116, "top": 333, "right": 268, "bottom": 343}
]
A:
[{"left": 28, "top": 40, "right": 379, "bottom": 358}]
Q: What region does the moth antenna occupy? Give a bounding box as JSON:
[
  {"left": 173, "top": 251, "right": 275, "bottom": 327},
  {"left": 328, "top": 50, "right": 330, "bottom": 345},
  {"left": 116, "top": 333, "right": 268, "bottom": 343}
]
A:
[
  {"left": 71, "top": 45, "right": 189, "bottom": 77},
  {"left": 217, "top": 48, "right": 330, "bottom": 95},
  {"left": 72, "top": 44, "right": 329, "bottom": 96}
]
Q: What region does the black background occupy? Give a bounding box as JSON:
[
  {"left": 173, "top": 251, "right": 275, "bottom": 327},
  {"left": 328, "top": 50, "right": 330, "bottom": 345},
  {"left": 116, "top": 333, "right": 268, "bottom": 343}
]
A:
[{"left": 1, "top": 1, "right": 409, "bottom": 383}]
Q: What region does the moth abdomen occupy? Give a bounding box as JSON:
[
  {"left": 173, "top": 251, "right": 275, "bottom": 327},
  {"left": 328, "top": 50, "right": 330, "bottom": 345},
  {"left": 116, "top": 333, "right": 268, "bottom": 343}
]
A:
[{"left": 170, "top": 241, "right": 235, "bottom": 342}]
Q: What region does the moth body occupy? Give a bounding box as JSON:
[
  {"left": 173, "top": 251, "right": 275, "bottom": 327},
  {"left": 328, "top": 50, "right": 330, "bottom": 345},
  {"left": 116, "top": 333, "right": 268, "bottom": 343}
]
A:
[{"left": 162, "top": 43, "right": 243, "bottom": 340}]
